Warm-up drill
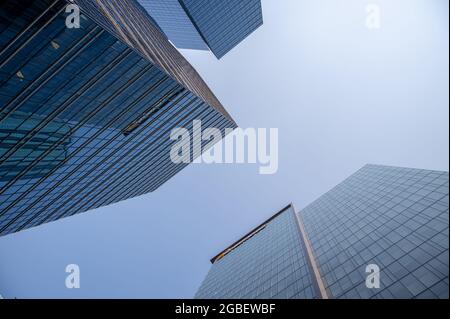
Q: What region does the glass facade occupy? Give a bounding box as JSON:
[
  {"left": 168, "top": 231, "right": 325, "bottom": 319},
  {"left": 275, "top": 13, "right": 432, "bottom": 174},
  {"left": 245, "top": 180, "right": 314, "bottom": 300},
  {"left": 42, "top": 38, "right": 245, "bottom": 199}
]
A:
[
  {"left": 179, "top": 0, "right": 263, "bottom": 59},
  {"left": 301, "top": 164, "right": 449, "bottom": 299},
  {"left": 0, "top": 112, "right": 71, "bottom": 182},
  {"left": 137, "top": 0, "right": 208, "bottom": 50},
  {"left": 195, "top": 205, "right": 319, "bottom": 299},
  {"left": 0, "top": 0, "right": 236, "bottom": 236},
  {"left": 196, "top": 165, "right": 449, "bottom": 299}
]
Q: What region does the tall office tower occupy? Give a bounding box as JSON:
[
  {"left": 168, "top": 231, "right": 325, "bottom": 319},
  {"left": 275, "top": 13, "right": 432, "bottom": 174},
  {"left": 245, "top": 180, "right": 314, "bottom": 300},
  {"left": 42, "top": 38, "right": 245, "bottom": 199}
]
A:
[
  {"left": 179, "top": 0, "right": 263, "bottom": 59},
  {"left": 138, "top": 0, "right": 264, "bottom": 59},
  {"left": 137, "top": 0, "right": 208, "bottom": 50},
  {"left": 0, "top": 0, "right": 236, "bottom": 236},
  {"left": 196, "top": 165, "right": 449, "bottom": 299},
  {"left": 195, "top": 204, "right": 322, "bottom": 299}
]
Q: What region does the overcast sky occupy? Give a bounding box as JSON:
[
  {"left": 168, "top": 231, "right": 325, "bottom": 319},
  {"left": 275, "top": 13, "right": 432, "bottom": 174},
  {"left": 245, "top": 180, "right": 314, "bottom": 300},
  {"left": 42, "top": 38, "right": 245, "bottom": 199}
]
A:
[{"left": 0, "top": 0, "right": 448, "bottom": 298}]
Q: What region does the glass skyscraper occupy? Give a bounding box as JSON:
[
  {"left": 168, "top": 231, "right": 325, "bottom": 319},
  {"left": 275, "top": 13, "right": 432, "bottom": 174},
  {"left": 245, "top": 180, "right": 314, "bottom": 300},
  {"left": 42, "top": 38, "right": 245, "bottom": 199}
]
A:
[
  {"left": 196, "top": 165, "right": 449, "bottom": 299},
  {"left": 0, "top": 0, "right": 236, "bottom": 236},
  {"left": 195, "top": 205, "right": 321, "bottom": 299},
  {"left": 179, "top": 0, "right": 264, "bottom": 59},
  {"left": 137, "top": 0, "right": 208, "bottom": 50},
  {"left": 136, "top": 0, "right": 263, "bottom": 59}
]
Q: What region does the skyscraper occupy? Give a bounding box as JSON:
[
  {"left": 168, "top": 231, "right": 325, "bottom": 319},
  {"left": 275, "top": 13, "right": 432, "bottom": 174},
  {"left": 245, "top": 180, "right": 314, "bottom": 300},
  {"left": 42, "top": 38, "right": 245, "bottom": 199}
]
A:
[
  {"left": 179, "top": 0, "right": 264, "bottom": 59},
  {"left": 196, "top": 165, "right": 449, "bottom": 299},
  {"left": 137, "top": 0, "right": 208, "bottom": 50},
  {"left": 0, "top": 0, "right": 236, "bottom": 236},
  {"left": 137, "top": 0, "right": 264, "bottom": 59},
  {"left": 195, "top": 204, "right": 323, "bottom": 299}
]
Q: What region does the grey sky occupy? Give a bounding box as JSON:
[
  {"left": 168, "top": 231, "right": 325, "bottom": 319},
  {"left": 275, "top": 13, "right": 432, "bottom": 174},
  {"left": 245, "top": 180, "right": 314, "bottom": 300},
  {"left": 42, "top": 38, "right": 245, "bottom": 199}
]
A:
[{"left": 0, "top": 0, "right": 448, "bottom": 298}]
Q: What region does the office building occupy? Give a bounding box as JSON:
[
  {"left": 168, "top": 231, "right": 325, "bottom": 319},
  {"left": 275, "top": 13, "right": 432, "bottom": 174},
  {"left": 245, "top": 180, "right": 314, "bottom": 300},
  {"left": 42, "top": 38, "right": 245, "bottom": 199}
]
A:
[
  {"left": 179, "top": 0, "right": 264, "bottom": 59},
  {"left": 196, "top": 165, "right": 449, "bottom": 299},
  {"left": 138, "top": 0, "right": 263, "bottom": 59},
  {"left": 137, "top": 0, "right": 208, "bottom": 50},
  {"left": 0, "top": 0, "right": 236, "bottom": 236},
  {"left": 196, "top": 204, "right": 321, "bottom": 299}
]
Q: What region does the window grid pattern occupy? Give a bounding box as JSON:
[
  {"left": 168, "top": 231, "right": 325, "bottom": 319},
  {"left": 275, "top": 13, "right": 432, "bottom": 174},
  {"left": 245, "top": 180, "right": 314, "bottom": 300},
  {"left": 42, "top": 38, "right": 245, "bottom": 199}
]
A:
[
  {"left": 179, "top": 0, "right": 263, "bottom": 59},
  {"left": 0, "top": 0, "right": 236, "bottom": 236},
  {"left": 300, "top": 164, "right": 449, "bottom": 299},
  {"left": 137, "top": 0, "right": 208, "bottom": 50},
  {"left": 195, "top": 207, "right": 318, "bottom": 299}
]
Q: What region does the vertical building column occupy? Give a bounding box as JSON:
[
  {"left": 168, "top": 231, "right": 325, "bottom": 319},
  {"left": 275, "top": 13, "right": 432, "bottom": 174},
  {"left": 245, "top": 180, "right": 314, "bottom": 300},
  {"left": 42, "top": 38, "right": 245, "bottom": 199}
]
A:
[{"left": 291, "top": 203, "right": 330, "bottom": 299}]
